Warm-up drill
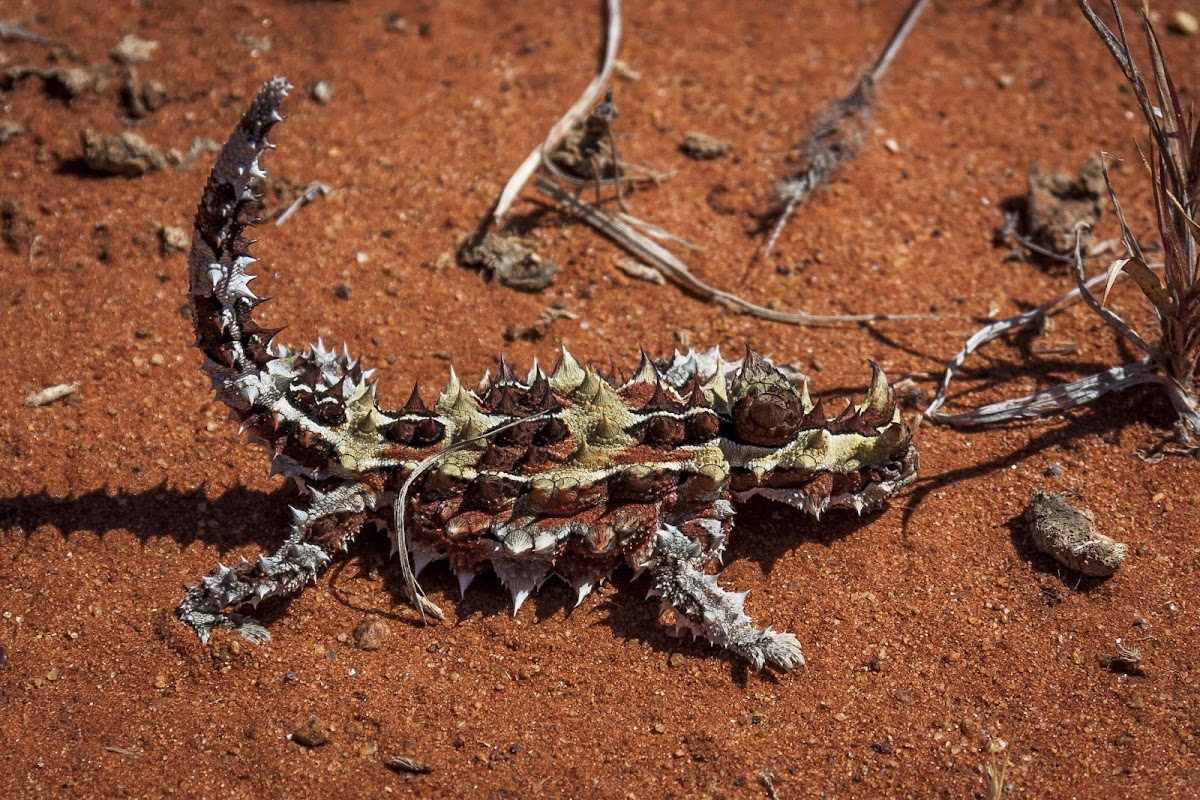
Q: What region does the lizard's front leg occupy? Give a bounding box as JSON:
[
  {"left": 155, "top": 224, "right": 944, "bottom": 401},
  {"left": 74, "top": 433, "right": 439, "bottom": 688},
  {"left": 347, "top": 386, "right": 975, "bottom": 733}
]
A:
[
  {"left": 644, "top": 523, "right": 805, "bottom": 672},
  {"left": 177, "top": 481, "right": 375, "bottom": 644}
]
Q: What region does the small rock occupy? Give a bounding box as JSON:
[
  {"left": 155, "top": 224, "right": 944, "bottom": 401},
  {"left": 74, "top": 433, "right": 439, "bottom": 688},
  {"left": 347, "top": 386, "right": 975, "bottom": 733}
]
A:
[
  {"left": 1170, "top": 10, "right": 1199, "bottom": 35},
  {"left": 291, "top": 716, "right": 330, "bottom": 747},
  {"left": 159, "top": 225, "right": 190, "bottom": 254},
  {"left": 45, "top": 67, "right": 97, "bottom": 100},
  {"left": 384, "top": 12, "right": 408, "bottom": 33},
  {"left": 311, "top": 80, "right": 333, "bottom": 105},
  {"left": 352, "top": 618, "right": 390, "bottom": 651},
  {"left": 679, "top": 130, "right": 729, "bottom": 160},
  {"left": 614, "top": 257, "right": 664, "bottom": 284},
  {"left": 154, "top": 674, "right": 169, "bottom": 689},
  {"left": 960, "top": 719, "right": 980, "bottom": 737},
  {"left": 1024, "top": 491, "right": 1126, "bottom": 576},
  {"left": 652, "top": 723, "right": 666, "bottom": 734},
  {"left": 25, "top": 383, "right": 79, "bottom": 408},
  {"left": 357, "top": 742, "right": 378, "bottom": 758},
  {"left": 333, "top": 282, "right": 351, "bottom": 300},
  {"left": 111, "top": 34, "right": 158, "bottom": 65},
  {"left": 668, "top": 652, "right": 686, "bottom": 669},
  {"left": 459, "top": 232, "right": 561, "bottom": 292},
  {"left": 80, "top": 129, "right": 168, "bottom": 176},
  {"left": 0, "top": 121, "right": 23, "bottom": 146}
]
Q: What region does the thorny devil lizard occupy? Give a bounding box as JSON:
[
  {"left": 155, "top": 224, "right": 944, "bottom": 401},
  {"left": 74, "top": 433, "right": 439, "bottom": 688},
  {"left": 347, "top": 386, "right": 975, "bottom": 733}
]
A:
[{"left": 176, "top": 78, "right": 919, "bottom": 671}]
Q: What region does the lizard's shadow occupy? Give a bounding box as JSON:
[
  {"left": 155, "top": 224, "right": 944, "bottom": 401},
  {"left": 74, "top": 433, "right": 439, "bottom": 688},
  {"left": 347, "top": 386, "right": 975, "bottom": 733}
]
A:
[{"left": 0, "top": 483, "right": 295, "bottom": 554}]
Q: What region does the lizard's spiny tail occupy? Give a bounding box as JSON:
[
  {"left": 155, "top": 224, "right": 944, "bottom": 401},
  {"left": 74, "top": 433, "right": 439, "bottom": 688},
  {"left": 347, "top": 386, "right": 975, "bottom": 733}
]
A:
[{"left": 187, "top": 77, "right": 290, "bottom": 414}]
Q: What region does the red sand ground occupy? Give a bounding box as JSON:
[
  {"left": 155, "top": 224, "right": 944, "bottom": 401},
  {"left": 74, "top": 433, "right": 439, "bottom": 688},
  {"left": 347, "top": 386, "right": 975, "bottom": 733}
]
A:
[{"left": 2, "top": 1, "right": 1198, "bottom": 797}]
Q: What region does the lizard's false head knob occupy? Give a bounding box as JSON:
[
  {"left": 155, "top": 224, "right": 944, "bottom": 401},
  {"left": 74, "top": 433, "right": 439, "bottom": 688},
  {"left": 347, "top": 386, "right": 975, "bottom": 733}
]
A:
[
  {"left": 732, "top": 389, "right": 803, "bottom": 447},
  {"left": 729, "top": 347, "right": 803, "bottom": 447}
]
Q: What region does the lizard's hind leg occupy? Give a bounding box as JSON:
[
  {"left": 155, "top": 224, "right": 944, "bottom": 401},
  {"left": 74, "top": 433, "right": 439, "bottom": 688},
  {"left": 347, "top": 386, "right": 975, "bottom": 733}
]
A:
[
  {"left": 178, "top": 481, "right": 375, "bottom": 644},
  {"left": 645, "top": 524, "right": 805, "bottom": 672}
]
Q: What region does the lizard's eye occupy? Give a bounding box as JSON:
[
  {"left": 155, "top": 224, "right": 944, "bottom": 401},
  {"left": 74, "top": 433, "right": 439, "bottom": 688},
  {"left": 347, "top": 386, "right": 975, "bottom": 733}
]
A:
[{"left": 732, "top": 389, "right": 802, "bottom": 447}]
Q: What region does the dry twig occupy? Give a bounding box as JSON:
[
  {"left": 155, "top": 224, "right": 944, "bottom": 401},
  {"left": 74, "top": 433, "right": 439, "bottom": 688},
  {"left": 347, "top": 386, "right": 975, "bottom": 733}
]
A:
[
  {"left": 927, "top": 2, "right": 1200, "bottom": 445},
  {"left": 536, "top": 177, "right": 932, "bottom": 324},
  {"left": 761, "top": 0, "right": 930, "bottom": 260},
  {"left": 493, "top": 0, "right": 622, "bottom": 222}
]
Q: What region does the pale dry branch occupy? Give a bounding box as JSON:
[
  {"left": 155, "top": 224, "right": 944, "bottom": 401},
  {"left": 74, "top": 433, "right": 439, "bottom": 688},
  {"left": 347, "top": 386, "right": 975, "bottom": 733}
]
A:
[
  {"left": 536, "top": 176, "right": 934, "bottom": 325},
  {"left": 763, "top": 0, "right": 930, "bottom": 259},
  {"left": 492, "top": 0, "right": 621, "bottom": 222}
]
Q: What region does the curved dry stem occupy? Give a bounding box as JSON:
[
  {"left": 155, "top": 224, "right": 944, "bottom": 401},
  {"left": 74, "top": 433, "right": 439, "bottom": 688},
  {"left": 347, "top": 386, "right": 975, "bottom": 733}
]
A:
[
  {"left": 492, "top": 0, "right": 621, "bottom": 222},
  {"left": 927, "top": 359, "right": 1160, "bottom": 428},
  {"left": 391, "top": 410, "right": 552, "bottom": 622}
]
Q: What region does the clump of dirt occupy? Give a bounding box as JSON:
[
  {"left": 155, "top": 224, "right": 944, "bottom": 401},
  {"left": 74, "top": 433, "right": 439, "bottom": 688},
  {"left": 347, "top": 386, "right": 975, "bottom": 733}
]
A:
[
  {"left": 1, "top": 65, "right": 111, "bottom": 102},
  {"left": 79, "top": 129, "right": 168, "bottom": 176},
  {"left": 1023, "top": 491, "right": 1127, "bottom": 576},
  {"left": 1023, "top": 157, "right": 1106, "bottom": 256},
  {"left": 120, "top": 69, "right": 169, "bottom": 118},
  {"left": 546, "top": 94, "right": 621, "bottom": 183},
  {"left": 679, "top": 130, "right": 729, "bottom": 160},
  {"left": 0, "top": 199, "right": 35, "bottom": 252},
  {"left": 459, "top": 232, "right": 561, "bottom": 292}
]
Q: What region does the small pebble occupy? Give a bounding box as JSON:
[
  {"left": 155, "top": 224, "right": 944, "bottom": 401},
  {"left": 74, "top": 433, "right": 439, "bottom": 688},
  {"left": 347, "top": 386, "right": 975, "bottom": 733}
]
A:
[
  {"left": 679, "top": 130, "right": 729, "bottom": 160},
  {"left": 385, "top": 755, "right": 433, "bottom": 774},
  {"left": 111, "top": 34, "right": 158, "bottom": 65},
  {"left": 1170, "top": 10, "right": 1199, "bottom": 35},
  {"left": 667, "top": 652, "right": 686, "bottom": 669},
  {"left": 384, "top": 12, "right": 408, "bottom": 34},
  {"left": 291, "top": 716, "right": 329, "bottom": 747},
  {"left": 311, "top": 81, "right": 333, "bottom": 105},
  {"left": 159, "top": 225, "right": 190, "bottom": 254},
  {"left": 352, "top": 618, "right": 390, "bottom": 651},
  {"left": 0, "top": 121, "right": 23, "bottom": 146}
]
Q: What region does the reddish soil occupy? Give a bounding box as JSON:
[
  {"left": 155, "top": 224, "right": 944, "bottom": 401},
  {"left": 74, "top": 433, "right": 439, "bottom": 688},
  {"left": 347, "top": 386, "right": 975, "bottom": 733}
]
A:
[{"left": 2, "top": 1, "right": 1198, "bottom": 797}]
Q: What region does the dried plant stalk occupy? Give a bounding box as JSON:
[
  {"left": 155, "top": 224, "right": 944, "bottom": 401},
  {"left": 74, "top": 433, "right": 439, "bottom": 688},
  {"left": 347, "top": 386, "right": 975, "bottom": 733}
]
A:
[
  {"left": 764, "top": 0, "right": 930, "bottom": 257},
  {"left": 928, "top": 2, "right": 1200, "bottom": 445},
  {"left": 492, "top": 0, "right": 621, "bottom": 222},
  {"left": 499, "top": 0, "right": 935, "bottom": 326},
  {"left": 536, "top": 177, "right": 934, "bottom": 325}
]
